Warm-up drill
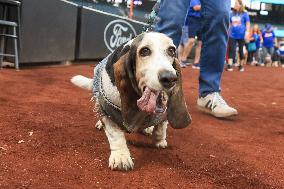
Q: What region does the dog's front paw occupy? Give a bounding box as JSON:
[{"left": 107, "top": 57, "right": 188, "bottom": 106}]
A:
[
  {"left": 95, "top": 120, "right": 104, "bottom": 130},
  {"left": 141, "top": 126, "right": 154, "bottom": 136},
  {"left": 109, "top": 151, "right": 134, "bottom": 171},
  {"left": 154, "top": 140, "right": 168, "bottom": 149}
]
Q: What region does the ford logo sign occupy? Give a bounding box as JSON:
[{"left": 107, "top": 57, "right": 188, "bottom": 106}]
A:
[{"left": 104, "top": 19, "right": 137, "bottom": 52}]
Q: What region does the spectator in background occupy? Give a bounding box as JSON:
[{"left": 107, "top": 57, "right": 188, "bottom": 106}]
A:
[
  {"left": 179, "top": 0, "right": 202, "bottom": 69},
  {"left": 276, "top": 38, "right": 284, "bottom": 68},
  {"left": 247, "top": 24, "right": 262, "bottom": 65},
  {"left": 178, "top": 24, "right": 189, "bottom": 62},
  {"left": 262, "top": 24, "right": 277, "bottom": 65},
  {"left": 227, "top": 0, "right": 250, "bottom": 72}
]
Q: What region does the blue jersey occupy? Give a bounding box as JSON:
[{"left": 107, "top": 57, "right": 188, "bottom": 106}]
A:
[
  {"left": 229, "top": 11, "right": 250, "bottom": 40},
  {"left": 187, "top": 0, "right": 201, "bottom": 18},
  {"left": 262, "top": 30, "right": 275, "bottom": 48}
]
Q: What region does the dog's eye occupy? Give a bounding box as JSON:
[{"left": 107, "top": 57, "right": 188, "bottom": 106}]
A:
[
  {"left": 167, "top": 47, "right": 176, "bottom": 57},
  {"left": 139, "top": 47, "right": 151, "bottom": 57}
]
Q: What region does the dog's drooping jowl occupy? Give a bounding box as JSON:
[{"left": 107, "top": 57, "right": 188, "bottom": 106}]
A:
[{"left": 71, "top": 32, "right": 191, "bottom": 171}]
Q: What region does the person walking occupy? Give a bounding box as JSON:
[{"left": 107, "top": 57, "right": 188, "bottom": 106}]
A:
[
  {"left": 247, "top": 24, "right": 262, "bottom": 65},
  {"left": 155, "top": 0, "right": 238, "bottom": 118},
  {"left": 262, "top": 24, "right": 277, "bottom": 65},
  {"left": 227, "top": 0, "right": 250, "bottom": 72},
  {"left": 179, "top": 0, "right": 202, "bottom": 69}
]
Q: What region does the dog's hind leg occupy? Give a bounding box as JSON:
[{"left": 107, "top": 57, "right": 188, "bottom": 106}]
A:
[
  {"left": 152, "top": 121, "right": 168, "bottom": 149},
  {"left": 102, "top": 116, "right": 134, "bottom": 171}
]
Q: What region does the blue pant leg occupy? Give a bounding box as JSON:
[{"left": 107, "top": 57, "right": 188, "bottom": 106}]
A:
[
  {"left": 199, "top": 0, "right": 231, "bottom": 96},
  {"left": 154, "top": 0, "right": 190, "bottom": 47}
]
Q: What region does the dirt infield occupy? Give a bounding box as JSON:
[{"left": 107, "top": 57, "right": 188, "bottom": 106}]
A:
[{"left": 0, "top": 64, "right": 283, "bottom": 189}]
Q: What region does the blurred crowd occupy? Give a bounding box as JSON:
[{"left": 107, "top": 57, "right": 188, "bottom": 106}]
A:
[
  {"left": 72, "top": 0, "right": 284, "bottom": 70},
  {"left": 91, "top": 0, "right": 142, "bottom": 7},
  {"left": 233, "top": 23, "right": 284, "bottom": 69},
  {"left": 178, "top": 0, "right": 284, "bottom": 71}
]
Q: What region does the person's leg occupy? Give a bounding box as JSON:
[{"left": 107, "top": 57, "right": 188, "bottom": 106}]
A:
[
  {"left": 258, "top": 48, "right": 265, "bottom": 66},
  {"left": 238, "top": 39, "right": 245, "bottom": 71},
  {"left": 178, "top": 44, "right": 184, "bottom": 61},
  {"left": 257, "top": 48, "right": 264, "bottom": 65},
  {"left": 227, "top": 37, "right": 237, "bottom": 71},
  {"left": 197, "top": 0, "right": 237, "bottom": 117},
  {"left": 262, "top": 46, "right": 268, "bottom": 65},
  {"left": 192, "top": 26, "right": 203, "bottom": 70},
  {"left": 255, "top": 48, "right": 259, "bottom": 63},
  {"left": 251, "top": 48, "right": 257, "bottom": 64},
  {"left": 199, "top": 0, "right": 230, "bottom": 88},
  {"left": 281, "top": 56, "right": 284, "bottom": 68},
  {"left": 269, "top": 47, "right": 276, "bottom": 65},
  {"left": 269, "top": 47, "right": 275, "bottom": 57},
  {"left": 247, "top": 51, "right": 252, "bottom": 64},
  {"left": 181, "top": 38, "right": 195, "bottom": 62},
  {"left": 178, "top": 25, "right": 189, "bottom": 64},
  {"left": 192, "top": 40, "right": 202, "bottom": 69},
  {"left": 194, "top": 40, "right": 202, "bottom": 64},
  {"left": 272, "top": 49, "right": 278, "bottom": 63},
  {"left": 155, "top": 0, "right": 190, "bottom": 47},
  {"left": 252, "top": 51, "right": 257, "bottom": 65}
]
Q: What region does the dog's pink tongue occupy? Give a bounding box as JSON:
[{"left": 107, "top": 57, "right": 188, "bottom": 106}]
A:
[{"left": 137, "top": 87, "right": 158, "bottom": 113}]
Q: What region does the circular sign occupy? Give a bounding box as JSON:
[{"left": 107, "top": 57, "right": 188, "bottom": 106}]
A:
[{"left": 104, "top": 19, "right": 137, "bottom": 52}]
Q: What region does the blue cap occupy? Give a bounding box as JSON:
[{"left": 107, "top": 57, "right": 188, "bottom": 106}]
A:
[{"left": 265, "top": 23, "right": 272, "bottom": 30}]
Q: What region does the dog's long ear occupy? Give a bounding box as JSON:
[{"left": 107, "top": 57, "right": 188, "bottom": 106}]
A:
[
  {"left": 167, "top": 58, "right": 192, "bottom": 129},
  {"left": 113, "top": 52, "right": 148, "bottom": 132},
  {"left": 113, "top": 35, "right": 149, "bottom": 132},
  {"left": 124, "top": 42, "right": 141, "bottom": 95}
]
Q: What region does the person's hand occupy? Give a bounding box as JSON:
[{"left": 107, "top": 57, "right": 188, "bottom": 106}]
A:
[
  {"left": 245, "top": 31, "right": 250, "bottom": 43},
  {"left": 193, "top": 5, "right": 201, "bottom": 11}
]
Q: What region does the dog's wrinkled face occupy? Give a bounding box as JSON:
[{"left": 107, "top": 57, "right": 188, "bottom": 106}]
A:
[
  {"left": 135, "top": 33, "right": 177, "bottom": 92},
  {"left": 134, "top": 33, "right": 178, "bottom": 114},
  {"left": 114, "top": 32, "right": 191, "bottom": 129}
]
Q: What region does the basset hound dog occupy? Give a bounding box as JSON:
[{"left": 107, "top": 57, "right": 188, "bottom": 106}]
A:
[{"left": 71, "top": 32, "right": 191, "bottom": 171}]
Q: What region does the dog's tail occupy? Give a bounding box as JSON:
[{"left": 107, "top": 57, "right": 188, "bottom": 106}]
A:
[{"left": 71, "top": 75, "right": 93, "bottom": 90}]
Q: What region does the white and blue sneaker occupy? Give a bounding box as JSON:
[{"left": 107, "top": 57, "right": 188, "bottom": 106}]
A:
[
  {"left": 180, "top": 61, "right": 188, "bottom": 68},
  {"left": 192, "top": 63, "right": 200, "bottom": 69},
  {"left": 197, "top": 92, "right": 238, "bottom": 118},
  {"left": 227, "top": 64, "right": 233, "bottom": 71},
  {"left": 238, "top": 65, "right": 244, "bottom": 72}
]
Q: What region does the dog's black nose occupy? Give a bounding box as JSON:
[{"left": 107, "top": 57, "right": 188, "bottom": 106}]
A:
[{"left": 158, "top": 70, "right": 178, "bottom": 89}]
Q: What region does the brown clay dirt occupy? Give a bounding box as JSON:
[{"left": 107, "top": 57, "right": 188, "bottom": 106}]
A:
[{"left": 0, "top": 64, "right": 283, "bottom": 189}]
